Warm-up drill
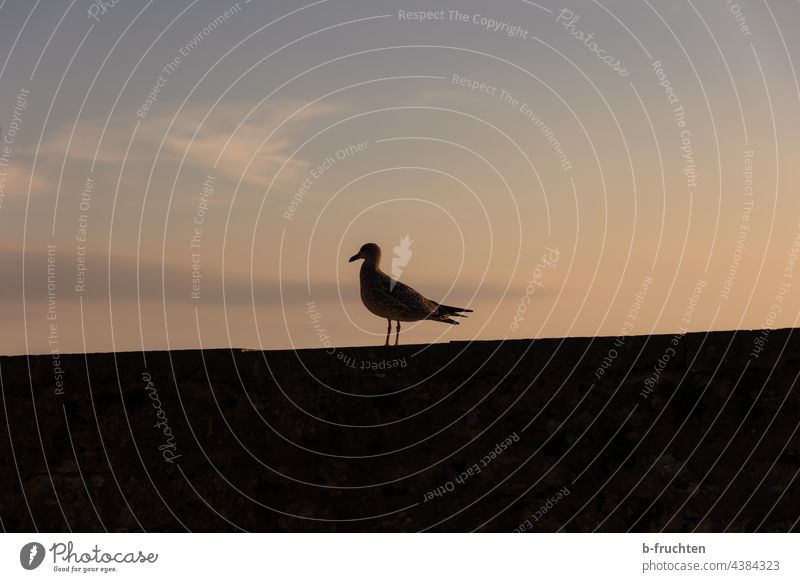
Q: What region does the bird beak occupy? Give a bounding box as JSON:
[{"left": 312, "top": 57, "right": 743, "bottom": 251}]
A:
[{"left": 348, "top": 253, "right": 359, "bottom": 263}]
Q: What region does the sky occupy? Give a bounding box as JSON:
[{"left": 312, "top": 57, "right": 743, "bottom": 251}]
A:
[{"left": 0, "top": 0, "right": 799, "bottom": 355}]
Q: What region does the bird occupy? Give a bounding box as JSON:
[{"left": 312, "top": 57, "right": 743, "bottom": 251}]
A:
[{"left": 348, "top": 242, "right": 473, "bottom": 346}]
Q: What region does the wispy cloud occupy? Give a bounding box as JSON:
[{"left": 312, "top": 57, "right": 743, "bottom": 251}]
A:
[
  {"left": 23, "top": 100, "right": 344, "bottom": 187},
  {"left": 0, "top": 160, "right": 54, "bottom": 197},
  {"left": 0, "top": 244, "right": 357, "bottom": 307}
]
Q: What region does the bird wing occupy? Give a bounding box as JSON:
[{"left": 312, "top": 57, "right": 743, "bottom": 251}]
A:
[
  {"left": 360, "top": 268, "right": 468, "bottom": 324},
  {"left": 359, "top": 269, "right": 433, "bottom": 320},
  {"left": 390, "top": 278, "right": 473, "bottom": 317},
  {"left": 386, "top": 277, "right": 438, "bottom": 315}
]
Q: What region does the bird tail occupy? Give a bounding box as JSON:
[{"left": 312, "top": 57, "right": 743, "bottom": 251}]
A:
[{"left": 432, "top": 303, "right": 473, "bottom": 320}]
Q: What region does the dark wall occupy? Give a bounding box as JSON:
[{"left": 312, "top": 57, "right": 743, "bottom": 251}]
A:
[{"left": 2, "top": 328, "right": 799, "bottom": 532}]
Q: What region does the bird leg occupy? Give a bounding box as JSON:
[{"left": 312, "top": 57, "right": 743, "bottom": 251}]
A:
[
  {"left": 395, "top": 321, "right": 401, "bottom": 346},
  {"left": 385, "top": 319, "right": 391, "bottom": 346}
]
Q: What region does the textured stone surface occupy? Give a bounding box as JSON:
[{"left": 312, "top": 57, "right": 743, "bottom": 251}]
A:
[{"left": 1, "top": 328, "right": 799, "bottom": 532}]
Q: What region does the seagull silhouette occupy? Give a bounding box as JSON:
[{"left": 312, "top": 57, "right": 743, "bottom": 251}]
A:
[{"left": 348, "top": 242, "right": 472, "bottom": 345}]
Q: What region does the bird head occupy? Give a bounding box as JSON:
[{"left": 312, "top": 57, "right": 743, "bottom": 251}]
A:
[{"left": 348, "top": 243, "right": 381, "bottom": 265}]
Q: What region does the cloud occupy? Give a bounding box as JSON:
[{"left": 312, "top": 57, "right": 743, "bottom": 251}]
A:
[
  {"left": 22, "top": 99, "right": 344, "bottom": 187},
  {"left": 0, "top": 242, "right": 498, "bottom": 314},
  {"left": 0, "top": 160, "right": 54, "bottom": 198},
  {"left": 0, "top": 244, "right": 356, "bottom": 308}
]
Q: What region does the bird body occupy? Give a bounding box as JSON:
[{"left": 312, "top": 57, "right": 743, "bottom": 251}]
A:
[{"left": 349, "top": 243, "right": 472, "bottom": 345}]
